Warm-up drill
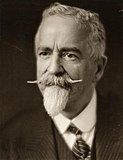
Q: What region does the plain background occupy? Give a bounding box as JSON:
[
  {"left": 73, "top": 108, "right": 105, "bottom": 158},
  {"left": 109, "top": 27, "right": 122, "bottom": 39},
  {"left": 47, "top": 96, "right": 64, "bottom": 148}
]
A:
[{"left": 0, "top": 0, "right": 123, "bottom": 126}]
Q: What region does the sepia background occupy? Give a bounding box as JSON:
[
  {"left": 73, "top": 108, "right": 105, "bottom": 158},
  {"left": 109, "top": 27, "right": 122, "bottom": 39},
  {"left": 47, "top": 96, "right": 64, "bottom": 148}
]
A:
[{"left": 0, "top": 0, "right": 122, "bottom": 126}]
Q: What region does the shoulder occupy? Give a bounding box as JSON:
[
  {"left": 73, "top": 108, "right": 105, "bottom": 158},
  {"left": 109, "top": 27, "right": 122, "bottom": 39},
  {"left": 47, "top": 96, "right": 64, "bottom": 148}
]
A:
[
  {"left": 1, "top": 107, "right": 50, "bottom": 135},
  {"left": 0, "top": 107, "right": 51, "bottom": 147},
  {"left": 97, "top": 90, "right": 123, "bottom": 138},
  {"left": 0, "top": 107, "right": 53, "bottom": 159},
  {"left": 97, "top": 90, "right": 123, "bottom": 118}
]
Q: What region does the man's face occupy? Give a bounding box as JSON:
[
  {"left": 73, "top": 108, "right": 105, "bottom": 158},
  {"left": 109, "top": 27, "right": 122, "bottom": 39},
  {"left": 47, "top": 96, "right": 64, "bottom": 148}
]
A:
[{"left": 35, "top": 16, "right": 97, "bottom": 117}]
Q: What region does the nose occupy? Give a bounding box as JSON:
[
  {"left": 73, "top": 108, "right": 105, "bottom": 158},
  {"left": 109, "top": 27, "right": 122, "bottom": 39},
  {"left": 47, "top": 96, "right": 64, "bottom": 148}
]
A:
[{"left": 47, "top": 53, "right": 64, "bottom": 75}]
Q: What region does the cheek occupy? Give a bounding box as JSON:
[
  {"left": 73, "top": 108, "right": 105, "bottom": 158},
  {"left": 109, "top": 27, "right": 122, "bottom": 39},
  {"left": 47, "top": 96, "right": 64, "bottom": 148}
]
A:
[
  {"left": 82, "top": 62, "right": 96, "bottom": 83},
  {"left": 36, "top": 58, "right": 49, "bottom": 78},
  {"left": 63, "top": 61, "right": 87, "bottom": 80},
  {"left": 63, "top": 60, "right": 95, "bottom": 83}
]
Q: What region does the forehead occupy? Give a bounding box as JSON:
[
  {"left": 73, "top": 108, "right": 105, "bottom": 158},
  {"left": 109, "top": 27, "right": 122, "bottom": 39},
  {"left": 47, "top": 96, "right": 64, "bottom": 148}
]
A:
[
  {"left": 38, "top": 15, "right": 90, "bottom": 36},
  {"left": 35, "top": 16, "right": 91, "bottom": 53}
]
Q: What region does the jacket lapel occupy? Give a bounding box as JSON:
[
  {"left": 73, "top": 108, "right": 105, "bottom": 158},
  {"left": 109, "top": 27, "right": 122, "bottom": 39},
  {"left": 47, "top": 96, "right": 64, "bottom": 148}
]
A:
[
  {"left": 53, "top": 122, "right": 76, "bottom": 160},
  {"left": 16, "top": 93, "right": 122, "bottom": 160},
  {"left": 38, "top": 114, "right": 58, "bottom": 160},
  {"left": 17, "top": 110, "right": 58, "bottom": 160}
]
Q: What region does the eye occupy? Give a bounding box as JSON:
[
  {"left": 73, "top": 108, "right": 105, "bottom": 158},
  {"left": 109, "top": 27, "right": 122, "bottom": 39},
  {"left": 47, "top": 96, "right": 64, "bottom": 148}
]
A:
[
  {"left": 62, "top": 52, "right": 78, "bottom": 61},
  {"left": 38, "top": 51, "right": 51, "bottom": 58}
]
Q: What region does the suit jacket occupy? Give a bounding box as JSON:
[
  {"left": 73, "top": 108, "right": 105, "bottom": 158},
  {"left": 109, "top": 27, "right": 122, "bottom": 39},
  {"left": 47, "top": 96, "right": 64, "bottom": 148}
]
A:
[{"left": 0, "top": 92, "right": 123, "bottom": 160}]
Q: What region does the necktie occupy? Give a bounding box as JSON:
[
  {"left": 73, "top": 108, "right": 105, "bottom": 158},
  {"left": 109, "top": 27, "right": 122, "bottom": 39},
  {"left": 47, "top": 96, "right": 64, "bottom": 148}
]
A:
[{"left": 68, "top": 124, "right": 91, "bottom": 160}]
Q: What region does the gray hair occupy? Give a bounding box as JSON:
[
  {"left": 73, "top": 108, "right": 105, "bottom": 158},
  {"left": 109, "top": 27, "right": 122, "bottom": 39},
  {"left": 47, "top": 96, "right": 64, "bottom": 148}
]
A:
[{"left": 35, "top": 2, "right": 106, "bottom": 61}]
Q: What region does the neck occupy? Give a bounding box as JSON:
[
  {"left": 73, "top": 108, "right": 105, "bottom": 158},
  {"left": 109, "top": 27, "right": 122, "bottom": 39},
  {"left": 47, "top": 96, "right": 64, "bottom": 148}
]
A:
[{"left": 62, "top": 86, "right": 95, "bottom": 119}]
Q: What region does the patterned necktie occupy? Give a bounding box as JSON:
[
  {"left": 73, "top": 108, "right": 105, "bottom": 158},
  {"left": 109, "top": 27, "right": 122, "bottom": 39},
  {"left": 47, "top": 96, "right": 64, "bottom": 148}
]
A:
[{"left": 68, "top": 124, "right": 91, "bottom": 160}]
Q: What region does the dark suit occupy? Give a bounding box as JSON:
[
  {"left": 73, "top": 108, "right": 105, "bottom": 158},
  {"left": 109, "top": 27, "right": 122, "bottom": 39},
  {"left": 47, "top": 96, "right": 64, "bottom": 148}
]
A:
[{"left": 0, "top": 93, "right": 123, "bottom": 160}]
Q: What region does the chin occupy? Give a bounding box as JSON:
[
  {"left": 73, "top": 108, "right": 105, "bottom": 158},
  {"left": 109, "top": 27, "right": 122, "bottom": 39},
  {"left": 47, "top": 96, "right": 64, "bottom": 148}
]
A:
[{"left": 42, "top": 85, "right": 70, "bottom": 117}]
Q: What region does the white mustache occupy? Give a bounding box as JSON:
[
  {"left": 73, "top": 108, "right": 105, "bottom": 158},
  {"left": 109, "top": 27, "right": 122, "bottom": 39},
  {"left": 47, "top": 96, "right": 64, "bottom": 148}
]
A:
[{"left": 27, "top": 78, "right": 82, "bottom": 84}]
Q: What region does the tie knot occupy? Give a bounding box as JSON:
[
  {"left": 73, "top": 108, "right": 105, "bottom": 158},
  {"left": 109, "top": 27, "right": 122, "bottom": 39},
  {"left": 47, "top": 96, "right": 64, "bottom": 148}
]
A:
[
  {"left": 67, "top": 124, "right": 91, "bottom": 159},
  {"left": 68, "top": 124, "right": 82, "bottom": 136}
]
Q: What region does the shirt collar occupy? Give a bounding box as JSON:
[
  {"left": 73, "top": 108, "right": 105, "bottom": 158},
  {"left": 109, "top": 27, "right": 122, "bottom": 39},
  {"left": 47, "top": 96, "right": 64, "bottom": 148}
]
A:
[{"left": 53, "top": 89, "right": 97, "bottom": 134}]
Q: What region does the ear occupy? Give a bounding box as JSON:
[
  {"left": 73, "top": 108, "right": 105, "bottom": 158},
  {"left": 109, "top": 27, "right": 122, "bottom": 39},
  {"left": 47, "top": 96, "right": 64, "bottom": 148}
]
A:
[{"left": 93, "top": 56, "right": 107, "bottom": 83}]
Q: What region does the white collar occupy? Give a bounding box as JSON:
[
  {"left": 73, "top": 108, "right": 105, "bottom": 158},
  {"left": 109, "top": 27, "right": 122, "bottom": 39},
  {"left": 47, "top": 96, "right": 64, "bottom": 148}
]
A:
[{"left": 53, "top": 89, "right": 97, "bottom": 134}]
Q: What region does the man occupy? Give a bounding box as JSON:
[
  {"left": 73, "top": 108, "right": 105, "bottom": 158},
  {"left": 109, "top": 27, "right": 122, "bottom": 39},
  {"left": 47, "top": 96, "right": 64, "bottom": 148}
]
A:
[{"left": 0, "top": 2, "right": 123, "bottom": 160}]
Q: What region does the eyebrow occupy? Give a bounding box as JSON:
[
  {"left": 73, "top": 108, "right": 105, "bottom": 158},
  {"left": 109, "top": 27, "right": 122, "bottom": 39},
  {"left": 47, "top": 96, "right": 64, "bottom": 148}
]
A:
[
  {"left": 37, "top": 46, "right": 82, "bottom": 55},
  {"left": 37, "top": 46, "right": 52, "bottom": 52},
  {"left": 60, "top": 47, "right": 82, "bottom": 55}
]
